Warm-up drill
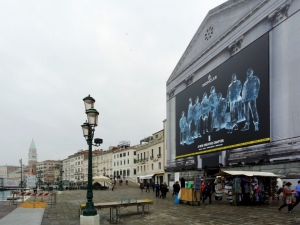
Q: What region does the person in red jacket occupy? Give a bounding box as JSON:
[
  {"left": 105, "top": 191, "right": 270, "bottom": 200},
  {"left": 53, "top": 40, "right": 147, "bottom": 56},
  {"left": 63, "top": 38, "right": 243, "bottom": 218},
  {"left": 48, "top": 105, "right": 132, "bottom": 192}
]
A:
[{"left": 201, "top": 181, "right": 206, "bottom": 202}]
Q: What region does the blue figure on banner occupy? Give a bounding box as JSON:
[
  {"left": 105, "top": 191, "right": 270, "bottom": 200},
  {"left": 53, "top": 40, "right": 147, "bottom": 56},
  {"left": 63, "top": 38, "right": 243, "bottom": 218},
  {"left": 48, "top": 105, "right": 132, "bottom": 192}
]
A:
[
  {"left": 186, "top": 98, "right": 195, "bottom": 144},
  {"left": 209, "top": 86, "right": 218, "bottom": 132},
  {"left": 226, "top": 73, "right": 243, "bottom": 133},
  {"left": 179, "top": 111, "right": 188, "bottom": 145},
  {"left": 201, "top": 92, "right": 210, "bottom": 134},
  {"left": 241, "top": 68, "right": 260, "bottom": 131},
  {"left": 193, "top": 96, "right": 202, "bottom": 138},
  {"left": 215, "top": 93, "right": 228, "bottom": 131}
]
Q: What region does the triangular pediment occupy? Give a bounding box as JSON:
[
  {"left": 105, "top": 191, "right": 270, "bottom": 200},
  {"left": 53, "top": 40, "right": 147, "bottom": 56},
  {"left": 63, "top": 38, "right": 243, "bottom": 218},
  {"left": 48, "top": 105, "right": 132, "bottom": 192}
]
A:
[{"left": 167, "top": 0, "right": 266, "bottom": 84}]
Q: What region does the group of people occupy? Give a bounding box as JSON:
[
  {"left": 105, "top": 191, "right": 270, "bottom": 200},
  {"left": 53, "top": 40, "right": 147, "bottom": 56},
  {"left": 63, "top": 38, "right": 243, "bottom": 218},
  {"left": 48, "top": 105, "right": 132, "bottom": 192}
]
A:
[
  {"left": 111, "top": 179, "right": 128, "bottom": 191},
  {"left": 179, "top": 68, "right": 261, "bottom": 146},
  {"left": 140, "top": 182, "right": 170, "bottom": 199},
  {"left": 278, "top": 180, "right": 300, "bottom": 213},
  {"left": 201, "top": 181, "right": 214, "bottom": 204}
]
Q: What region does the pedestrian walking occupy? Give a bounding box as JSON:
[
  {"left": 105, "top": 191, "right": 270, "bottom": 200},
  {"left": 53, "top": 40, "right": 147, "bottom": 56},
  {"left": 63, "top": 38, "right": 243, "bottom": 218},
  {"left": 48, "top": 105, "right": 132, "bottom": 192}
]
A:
[
  {"left": 173, "top": 181, "right": 180, "bottom": 196},
  {"left": 111, "top": 183, "right": 114, "bottom": 191},
  {"left": 146, "top": 182, "right": 150, "bottom": 193},
  {"left": 161, "top": 182, "right": 168, "bottom": 199},
  {"left": 155, "top": 182, "right": 160, "bottom": 197},
  {"left": 278, "top": 182, "right": 295, "bottom": 213},
  {"left": 126, "top": 180, "right": 128, "bottom": 185},
  {"left": 152, "top": 183, "right": 155, "bottom": 192},
  {"left": 291, "top": 180, "right": 300, "bottom": 210},
  {"left": 160, "top": 183, "right": 166, "bottom": 199},
  {"left": 204, "top": 182, "right": 212, "bottom": 203},
  {"left": 140, "top": 183, "right": 144, "bottom": 192},
  {"left": 201, "top": 181, "right": 206, "bottom": 202}
]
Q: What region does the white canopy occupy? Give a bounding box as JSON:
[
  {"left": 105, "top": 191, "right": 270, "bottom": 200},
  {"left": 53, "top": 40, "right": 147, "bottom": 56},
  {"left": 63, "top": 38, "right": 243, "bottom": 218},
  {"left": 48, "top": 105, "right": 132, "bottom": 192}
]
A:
[
  {"left": 214, "top": 170, "right": 283, "bottom": 177},
  {"left": 138, "top": 174, "right": 155, "bottom": 179},
  {"left": 92, "top": 175, "right": 111, "bottom": 182}
]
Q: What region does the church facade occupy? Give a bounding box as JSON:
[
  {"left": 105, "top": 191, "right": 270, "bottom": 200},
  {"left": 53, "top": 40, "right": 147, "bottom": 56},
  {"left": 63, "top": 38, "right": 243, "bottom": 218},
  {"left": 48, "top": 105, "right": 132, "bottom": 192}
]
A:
[{"left": 166, "top": 0, "right": 300, "bottom": 176}]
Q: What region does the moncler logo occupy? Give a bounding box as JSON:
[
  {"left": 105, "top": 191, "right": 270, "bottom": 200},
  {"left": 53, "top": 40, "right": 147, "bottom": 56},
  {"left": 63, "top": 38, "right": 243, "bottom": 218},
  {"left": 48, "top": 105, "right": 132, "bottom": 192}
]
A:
[{"left": 202, "top": 74, "right": 217, "bottom": 87}]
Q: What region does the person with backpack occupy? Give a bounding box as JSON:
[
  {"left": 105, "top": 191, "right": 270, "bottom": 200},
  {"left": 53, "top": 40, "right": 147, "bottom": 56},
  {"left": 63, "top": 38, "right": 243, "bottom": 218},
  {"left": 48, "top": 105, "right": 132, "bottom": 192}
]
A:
[{"left": 140, "top": 182, "right": 145, "bottom": 193}]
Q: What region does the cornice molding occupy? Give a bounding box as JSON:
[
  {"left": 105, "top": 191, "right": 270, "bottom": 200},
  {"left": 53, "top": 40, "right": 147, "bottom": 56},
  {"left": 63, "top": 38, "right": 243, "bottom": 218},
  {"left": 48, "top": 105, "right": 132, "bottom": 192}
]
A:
[
  {"left": 167, "top": 87, "right": 176, "bottom": 99},
  {"left": 228, "top": 35, "right": 244, "bottom": 55},
  {"left": 185, "top": 73, "right": 194, "bottom": 87},
  {"left": 268, "top": 0, "right": 293, "bottom": 27}
]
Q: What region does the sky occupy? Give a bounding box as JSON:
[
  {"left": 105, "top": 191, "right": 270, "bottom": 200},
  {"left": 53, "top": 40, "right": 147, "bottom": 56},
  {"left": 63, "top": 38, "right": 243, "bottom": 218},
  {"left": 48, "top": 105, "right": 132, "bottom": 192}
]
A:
[{"left": 0, "top": 0, "right": 226, "bottom": 166}]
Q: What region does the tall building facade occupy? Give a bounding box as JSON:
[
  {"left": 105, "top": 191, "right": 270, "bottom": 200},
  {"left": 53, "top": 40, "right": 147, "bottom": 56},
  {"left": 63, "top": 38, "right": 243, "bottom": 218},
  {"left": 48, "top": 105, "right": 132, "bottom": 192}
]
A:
[{"left": 166, "top": 0, "right": 300, "bottom": 176}]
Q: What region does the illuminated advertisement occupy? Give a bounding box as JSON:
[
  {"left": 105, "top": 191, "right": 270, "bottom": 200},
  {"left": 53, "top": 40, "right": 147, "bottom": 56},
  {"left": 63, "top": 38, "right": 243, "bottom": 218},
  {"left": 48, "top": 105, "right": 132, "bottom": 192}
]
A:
[{"left": 176, "top": 33, "right": 270, "bottom": 158}]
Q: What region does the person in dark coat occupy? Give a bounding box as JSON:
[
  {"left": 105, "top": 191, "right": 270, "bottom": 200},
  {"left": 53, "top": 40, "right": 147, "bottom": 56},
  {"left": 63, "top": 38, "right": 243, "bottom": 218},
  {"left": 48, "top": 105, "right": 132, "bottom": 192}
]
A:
[
  {"left": 160, "top": 183, "right": 166, "bottom": 199},
  {"left": 155, "top": 182, "right": 160, "bottom": 197},
  {"left": 152, "top": 183, "right": 155, "bottom": 192},
  {"left": 180, "top": 177, "right": 186, "bottom": 188},
  {"left": 173, "top": 181, "right": 180, "bottom": 196},
  {"left": 203, "top": 182, "right": 212, "bottom": 204},
  {"left": 146, "top": 182, "right": 150, "bottom": 193}
]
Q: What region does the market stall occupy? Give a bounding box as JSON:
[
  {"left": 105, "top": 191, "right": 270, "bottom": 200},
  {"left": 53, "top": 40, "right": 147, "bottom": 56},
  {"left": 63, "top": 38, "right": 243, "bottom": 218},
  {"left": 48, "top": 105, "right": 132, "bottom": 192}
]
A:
[
  {"left": 179, "top": 175, "right": 201, "bottom": 205},
  {"left": 214, "top": 171, "right": 282, "bottom": 205}
]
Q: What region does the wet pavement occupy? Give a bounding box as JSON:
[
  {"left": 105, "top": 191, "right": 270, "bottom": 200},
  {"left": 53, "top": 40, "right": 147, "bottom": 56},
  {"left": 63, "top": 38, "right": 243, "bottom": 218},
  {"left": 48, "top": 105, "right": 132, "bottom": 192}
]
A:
[
  {"left": 41, "top": 184, "right": 300, "bottom": 225},
  {"left": 1, "top": 184, "right": 300, "bottom": 225}
]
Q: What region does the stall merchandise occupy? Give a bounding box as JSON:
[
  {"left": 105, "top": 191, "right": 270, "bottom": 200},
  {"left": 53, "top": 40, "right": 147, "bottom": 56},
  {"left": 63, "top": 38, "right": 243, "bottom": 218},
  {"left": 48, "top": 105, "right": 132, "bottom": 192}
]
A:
[
  {"left": 215, "top": 171, "right": 282, "bottom": 205},
  {"left": 214, "top": 176, "right": 223, "bottom": 200}
]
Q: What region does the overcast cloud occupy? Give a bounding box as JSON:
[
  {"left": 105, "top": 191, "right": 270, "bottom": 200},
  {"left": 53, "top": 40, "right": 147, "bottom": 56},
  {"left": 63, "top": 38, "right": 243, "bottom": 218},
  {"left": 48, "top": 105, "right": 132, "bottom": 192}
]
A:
[{"left": 0, "top": 0, "right": 226, "bottom": 166}]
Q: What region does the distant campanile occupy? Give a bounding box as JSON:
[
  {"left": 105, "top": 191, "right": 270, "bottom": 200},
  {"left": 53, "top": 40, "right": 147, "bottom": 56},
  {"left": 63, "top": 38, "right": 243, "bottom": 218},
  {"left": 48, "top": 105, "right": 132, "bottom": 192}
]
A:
[{"left": 28, "top": 139, "right": 38, "bottom": 166}]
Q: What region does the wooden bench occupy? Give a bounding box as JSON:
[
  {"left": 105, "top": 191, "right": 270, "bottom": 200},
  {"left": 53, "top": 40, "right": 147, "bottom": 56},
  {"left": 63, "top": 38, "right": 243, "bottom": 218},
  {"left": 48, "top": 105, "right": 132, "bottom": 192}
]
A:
[{"left": 79, "top": 199, "right": 153, "bottom": 223}]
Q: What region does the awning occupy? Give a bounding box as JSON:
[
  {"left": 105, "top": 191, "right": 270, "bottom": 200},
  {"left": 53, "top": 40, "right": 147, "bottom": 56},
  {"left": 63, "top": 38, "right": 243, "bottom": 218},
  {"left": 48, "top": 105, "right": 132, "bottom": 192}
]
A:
[
  {"left": 138, "top": 174, "right": 155, "bottom": 179},
  {"left": 155, "top": 173, "right": 164, "bottom": 176},
  {"left": 214, "top": 170, "right": 283, "bottom": 177}
]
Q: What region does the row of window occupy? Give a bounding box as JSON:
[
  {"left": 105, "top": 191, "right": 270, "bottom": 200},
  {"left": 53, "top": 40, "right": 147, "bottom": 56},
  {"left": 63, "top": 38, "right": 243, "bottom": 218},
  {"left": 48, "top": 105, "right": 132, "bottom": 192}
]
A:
[
  {"left": 113, "top": 151, "right": 136, "bottom": 159},
  {"left": 137, "top": 163, "right": 161, "bottom": 172},
  {"left": 137, "top": 147, "right": 161, "bottom": 160},
  {"left": 114, "top": 159, "right": 132, "bottom": 166}
]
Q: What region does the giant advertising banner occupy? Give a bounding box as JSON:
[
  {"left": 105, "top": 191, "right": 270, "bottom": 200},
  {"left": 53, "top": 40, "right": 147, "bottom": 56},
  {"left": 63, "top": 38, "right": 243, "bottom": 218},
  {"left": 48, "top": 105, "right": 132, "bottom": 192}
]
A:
[{"left": 176, "top": 33, "right": 270, "bottom": 159}]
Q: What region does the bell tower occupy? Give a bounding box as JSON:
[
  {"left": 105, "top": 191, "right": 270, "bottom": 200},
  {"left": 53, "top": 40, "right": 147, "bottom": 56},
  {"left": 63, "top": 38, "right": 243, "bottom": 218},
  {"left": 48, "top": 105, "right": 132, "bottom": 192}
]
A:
[{"left": 28, "top": 139, "right": 38, "bottom": 166}]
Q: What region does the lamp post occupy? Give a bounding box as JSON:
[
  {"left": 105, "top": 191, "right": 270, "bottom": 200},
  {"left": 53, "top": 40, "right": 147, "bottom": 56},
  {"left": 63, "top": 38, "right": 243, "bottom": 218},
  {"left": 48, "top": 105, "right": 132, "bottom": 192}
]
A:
[
  {"left": 37, "top": 170, "right": 42, "bottom": 189},
  {"left": 19, "top": 159, "right": 23, "bottom": 191},
  {"left": 58, "top": 166, "right": 64, "bottom": 192},
  {"left": 81, "top": 95, "right": 103, "bottom": 217}
]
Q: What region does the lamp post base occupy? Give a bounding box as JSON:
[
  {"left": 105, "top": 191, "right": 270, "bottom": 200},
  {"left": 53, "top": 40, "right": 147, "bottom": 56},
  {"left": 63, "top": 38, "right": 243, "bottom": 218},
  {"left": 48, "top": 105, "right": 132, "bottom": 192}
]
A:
[{"left": 80, "top": 214, "right": 99, "bottom": 225}]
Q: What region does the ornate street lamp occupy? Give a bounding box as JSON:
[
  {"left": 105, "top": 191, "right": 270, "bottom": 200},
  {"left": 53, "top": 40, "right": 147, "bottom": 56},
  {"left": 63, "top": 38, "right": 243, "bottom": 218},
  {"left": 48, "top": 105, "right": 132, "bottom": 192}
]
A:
[
  {"left": 58, "top": 166, "right": 64, "bottom": 191},
  {"left": 19, "top": 159, "right": 23, "bottom": 191},
  {"left": 37, "top": 170, "right": 42, "bottom": 189},
  {"left": 81, "top": 95, "right": 102, "bottom": 217}
]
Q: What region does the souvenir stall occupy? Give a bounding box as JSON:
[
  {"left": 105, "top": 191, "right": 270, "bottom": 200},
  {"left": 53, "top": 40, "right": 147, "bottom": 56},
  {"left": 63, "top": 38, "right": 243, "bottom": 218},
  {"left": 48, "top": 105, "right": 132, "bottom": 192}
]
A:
[{"left": 215, "top": 171, "right": 281, "bottom": 206}]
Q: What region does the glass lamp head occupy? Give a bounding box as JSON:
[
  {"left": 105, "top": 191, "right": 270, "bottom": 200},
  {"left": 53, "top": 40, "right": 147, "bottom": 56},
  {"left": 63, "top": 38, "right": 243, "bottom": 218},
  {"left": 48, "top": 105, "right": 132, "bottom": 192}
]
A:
[
  {"left": 83, "top": 95, "right": 95, "bottom": 111},
  {"left": 86, "top": 107, "right": 99, "bottom": 126},
  {"left": 81, "top": 121, "right": 89, "bottom": 137}
]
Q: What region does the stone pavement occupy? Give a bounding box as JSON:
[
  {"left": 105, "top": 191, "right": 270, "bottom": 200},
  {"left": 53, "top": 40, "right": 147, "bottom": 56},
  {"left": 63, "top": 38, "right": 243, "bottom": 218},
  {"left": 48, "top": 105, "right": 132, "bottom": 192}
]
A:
[
  {"left": 1, "top": 185, "right": 300, "bottom": 225},
  {"left": 42, "top": 185, "right": 300, "bottom": 225}
]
